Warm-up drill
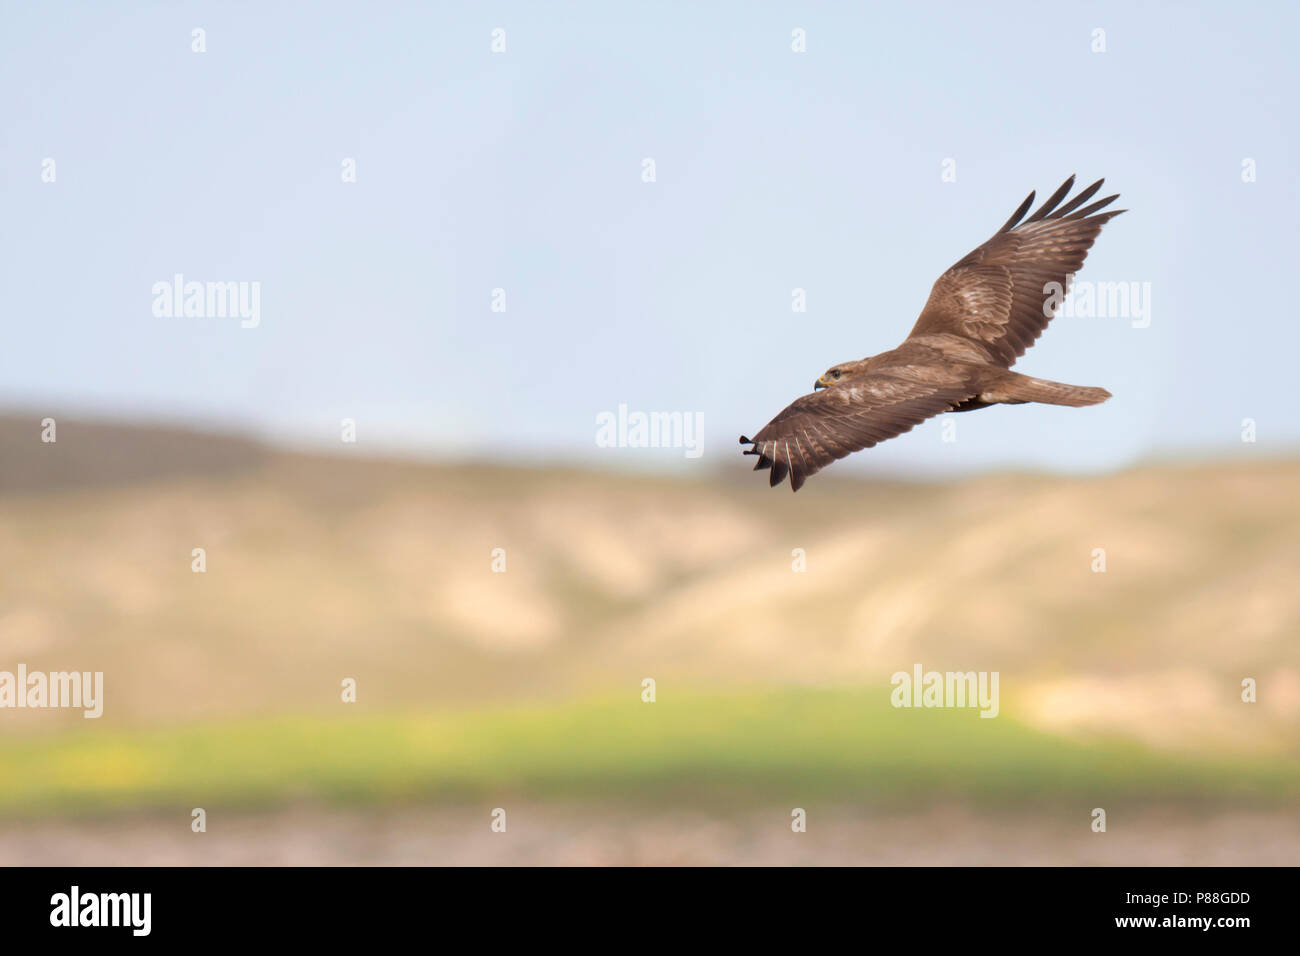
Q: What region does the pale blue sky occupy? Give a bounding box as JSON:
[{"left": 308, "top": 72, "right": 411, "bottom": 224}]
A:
[{"left": 2, "top": 1, "right": 1296, "bottom": 477}]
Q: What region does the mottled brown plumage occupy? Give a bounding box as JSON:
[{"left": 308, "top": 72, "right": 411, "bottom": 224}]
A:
[{"left": 740, "top": 176, "right": 1123, "bottom": 491}]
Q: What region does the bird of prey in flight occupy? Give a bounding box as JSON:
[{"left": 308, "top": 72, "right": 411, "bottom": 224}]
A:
[{"left": 740, "top": 175, "right": 1123, "bottom": 491}]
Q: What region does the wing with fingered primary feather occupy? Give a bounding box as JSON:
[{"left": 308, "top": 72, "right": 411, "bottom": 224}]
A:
[
  {"left": 739, "top": 372, "right": 971, "bottom": 491},
  {"left": 908, "top": 175, "right": 1125, "bottom": 367}
]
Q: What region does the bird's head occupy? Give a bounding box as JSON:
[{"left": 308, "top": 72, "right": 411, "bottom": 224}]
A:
[{"left": 814, "top": 362, "right": 861, "bottom": 390}]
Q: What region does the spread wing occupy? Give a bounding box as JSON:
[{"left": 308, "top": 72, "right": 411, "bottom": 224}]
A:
[
  {"left": 739, "top": 373, "right": 972, "bottom": 491},
  {"left": 908, "top": 176, "right": 1125, "bottom": 367}
]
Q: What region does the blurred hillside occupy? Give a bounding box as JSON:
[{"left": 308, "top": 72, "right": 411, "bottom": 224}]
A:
[
  {"left": 2, "top": 414, "right": 1296, "bottom": 742},
  {"left": 0, "top": 414, "right": 1298, "bottom": 861}
]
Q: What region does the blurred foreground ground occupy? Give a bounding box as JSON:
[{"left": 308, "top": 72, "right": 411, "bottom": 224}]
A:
[
  {"left": 0, "top": 415, "right": 1297, "bottom": 864},
  {"left": 4, "top": 805, "right": 1296, "bottom": 866}
]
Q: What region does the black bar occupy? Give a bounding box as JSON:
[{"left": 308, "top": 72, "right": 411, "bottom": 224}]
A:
[{"left": 0, "top": 866, "right": 1285, "bottom": 941}]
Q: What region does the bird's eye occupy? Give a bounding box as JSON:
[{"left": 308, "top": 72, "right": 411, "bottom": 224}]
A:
[{"left": 831, "top": 370, "right": 841, "bottom": 379}]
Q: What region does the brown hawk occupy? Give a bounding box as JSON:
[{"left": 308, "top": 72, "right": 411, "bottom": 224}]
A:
[{"left": 740, "top": 176, "right": 1124, "bottom": 490}]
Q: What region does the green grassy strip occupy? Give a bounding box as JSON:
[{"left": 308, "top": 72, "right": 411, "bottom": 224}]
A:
[{"left": 0, "top": 689, "right": 1294, "bottom": 817}]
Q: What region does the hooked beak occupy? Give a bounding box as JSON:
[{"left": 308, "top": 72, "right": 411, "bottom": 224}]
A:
[{"left": 814, "top": 376, "right": 827, "bottom": 390}]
